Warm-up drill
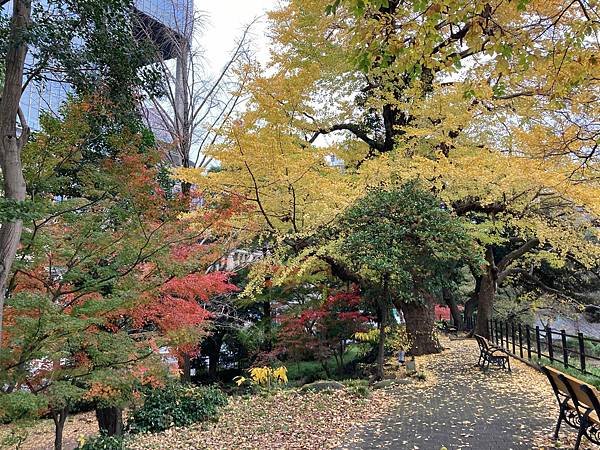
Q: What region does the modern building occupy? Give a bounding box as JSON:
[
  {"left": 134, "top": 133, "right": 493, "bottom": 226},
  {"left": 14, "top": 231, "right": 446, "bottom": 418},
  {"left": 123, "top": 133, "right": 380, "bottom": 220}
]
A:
[{"left": 18, "top": 0, "right": 193, "bottom": 130}]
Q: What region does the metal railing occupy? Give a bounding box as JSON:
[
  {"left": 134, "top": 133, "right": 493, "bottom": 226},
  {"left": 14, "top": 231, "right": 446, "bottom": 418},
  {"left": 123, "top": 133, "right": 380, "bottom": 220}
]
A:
[{"left": 487, "top": 319, "right": 600, "bottom": 378}]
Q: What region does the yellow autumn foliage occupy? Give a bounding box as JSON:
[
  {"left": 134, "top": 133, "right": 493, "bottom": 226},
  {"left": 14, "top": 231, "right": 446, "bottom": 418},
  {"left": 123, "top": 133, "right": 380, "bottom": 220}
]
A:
[{"left": 175, "top": 0, "right": 600, "bottom": 297}]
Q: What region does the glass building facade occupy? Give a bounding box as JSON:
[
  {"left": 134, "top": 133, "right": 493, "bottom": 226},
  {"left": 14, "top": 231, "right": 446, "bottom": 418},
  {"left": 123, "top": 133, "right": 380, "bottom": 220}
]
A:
[
  {"left": 135, "top": 0, "right": 192, "bottom": 33},
  {"left": 16, "top": 0, "right": 192, "bottom": 130}
]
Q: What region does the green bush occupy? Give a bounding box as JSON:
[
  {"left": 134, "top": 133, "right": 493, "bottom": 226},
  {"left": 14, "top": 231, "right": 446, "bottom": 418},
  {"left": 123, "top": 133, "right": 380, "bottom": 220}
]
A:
[
  {"left": 0, "top": 392, "right": 47, "bottom": 423},
  {"left": 77, "top": 434, "right": 124, "bottom": 450},
  {"left": 127, "top": 382, "right": 227, "bottom": 433}
]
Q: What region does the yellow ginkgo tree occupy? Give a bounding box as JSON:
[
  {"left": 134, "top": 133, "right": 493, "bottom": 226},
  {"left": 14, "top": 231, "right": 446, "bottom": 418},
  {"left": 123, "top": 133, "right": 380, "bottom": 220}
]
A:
[{"left": 177, "top": 0, "right": 600, "bottom": 345}]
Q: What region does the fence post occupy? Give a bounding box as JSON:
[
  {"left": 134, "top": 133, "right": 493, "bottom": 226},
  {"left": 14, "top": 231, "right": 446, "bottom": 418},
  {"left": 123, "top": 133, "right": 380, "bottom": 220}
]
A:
[
  {"left": 526, "top": 325, "right": 531, "bottom": 359},
  {"left": 547, "top": 327, "right": 554, "bottom": 362},
  {"left": 494, "top": 320, "right": 498, "bottom": 344},
  {"left": 511, "top": 322, "right": 516, "bottom": 354},
  {"left": 578, "top": 332, "right": 586, "bottom": 373},
  {"left": 518, "top": 324, "right": 523, "bottom": 358},
  {"left": 535, "top": 326, "right": 541, "bottom": 359},
  {"left": 561, "top": 330, "right": 568, "bottom": 368}
]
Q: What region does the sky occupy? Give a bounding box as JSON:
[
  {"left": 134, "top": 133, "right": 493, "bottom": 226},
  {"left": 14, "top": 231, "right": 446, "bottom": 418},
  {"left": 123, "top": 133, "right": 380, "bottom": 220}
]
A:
[{"left": 196, "top": 0, "right": 279, "bottom": 72}]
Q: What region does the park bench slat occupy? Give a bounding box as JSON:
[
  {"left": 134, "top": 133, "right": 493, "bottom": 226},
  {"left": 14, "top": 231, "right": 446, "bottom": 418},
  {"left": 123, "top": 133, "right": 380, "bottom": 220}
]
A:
[{"left": 542, "top": 365, "right": 600, "bottom": 449}]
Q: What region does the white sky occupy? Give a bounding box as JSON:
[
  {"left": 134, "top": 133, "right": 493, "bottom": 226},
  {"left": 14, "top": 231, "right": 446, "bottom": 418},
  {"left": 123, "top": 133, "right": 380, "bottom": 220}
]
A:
[{"left": 196, "top": 0, "right": 279, "bottom": 72}]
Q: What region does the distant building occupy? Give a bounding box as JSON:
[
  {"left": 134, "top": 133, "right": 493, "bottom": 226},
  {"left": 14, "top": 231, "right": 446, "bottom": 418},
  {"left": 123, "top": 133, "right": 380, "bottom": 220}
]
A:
[{"left": 14, "top": 0, "right": 193, "bottom": 130}]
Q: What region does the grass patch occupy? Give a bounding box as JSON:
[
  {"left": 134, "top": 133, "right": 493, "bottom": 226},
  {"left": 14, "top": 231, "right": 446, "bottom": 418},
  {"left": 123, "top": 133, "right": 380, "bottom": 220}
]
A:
[
  {"left": 286, "top": 345, "right": 362, "bottom": 382},
  {"left": 533, "top": 357, "right": 600, "bottom": 389}
]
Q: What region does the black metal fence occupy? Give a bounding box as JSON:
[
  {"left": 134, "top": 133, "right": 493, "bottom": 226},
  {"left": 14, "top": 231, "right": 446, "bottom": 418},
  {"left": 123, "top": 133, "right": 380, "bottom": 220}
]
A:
[
  {"left": 463, "top": 315, "right": 475, "bottom": 331},
  {"left": 486, "top": 319, "right": 600, "bottom": 377}
]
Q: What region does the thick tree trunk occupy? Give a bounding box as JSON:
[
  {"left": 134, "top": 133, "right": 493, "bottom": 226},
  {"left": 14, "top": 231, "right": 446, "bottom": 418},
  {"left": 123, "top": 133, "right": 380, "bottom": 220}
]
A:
[
  {"left": 95, "top": 406, "right": 123, "bottom": 436},
  {"left": 464, "top": 277, "right": 480, "bottom": 322},
  {"left": 474, "top": 239, "right": 539, "bottom": 338},
  {"left": 0, "top": 0, "right": 31, "bottom": 349},
  {"left": 475, "top": 272, "right": 495, "bottom": 338},
  {"left": 443, "top": 288, "right": 462, "bottom": 330},
  {"left": 397, "top": 295, "right": 441, "bottom": 356},
  {"left": 475, "top": 248, "right": 497, "bottom": 338},
  {"left": 52, "top": 407, "right": 68, "bottom": 450}
]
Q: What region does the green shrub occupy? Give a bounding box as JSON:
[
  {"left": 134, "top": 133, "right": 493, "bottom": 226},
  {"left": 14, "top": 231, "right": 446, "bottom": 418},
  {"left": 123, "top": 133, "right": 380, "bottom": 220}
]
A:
[
  {"left": 127, "top": 382, "right": 227, "bottom": 433},
  {"left": 77, "top": 434, "right": 124, "bottom": 450}
]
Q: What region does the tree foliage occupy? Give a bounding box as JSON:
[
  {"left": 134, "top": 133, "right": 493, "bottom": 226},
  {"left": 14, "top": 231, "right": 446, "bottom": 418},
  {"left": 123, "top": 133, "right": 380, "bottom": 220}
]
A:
[
  {"left": 0, "top": 98, "right": 239, "bottom": 448},
  {"left": 278, "top": 289, "right": 369, "bottom": 373},
  {"left": 175, "top": 0, "right": 600, "bottom": 339},
  {"left": 339, "top": 184, "right": 479, "bottom": 300}
]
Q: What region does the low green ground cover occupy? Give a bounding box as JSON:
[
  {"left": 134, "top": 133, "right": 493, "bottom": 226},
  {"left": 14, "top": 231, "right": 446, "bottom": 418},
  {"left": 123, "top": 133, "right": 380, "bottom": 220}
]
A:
[
  {"left": 534, "top": 356, "right": 600, "bottom": 388},
  {"left": 286, "top": 345, "right": 363, "bottom": 382}
]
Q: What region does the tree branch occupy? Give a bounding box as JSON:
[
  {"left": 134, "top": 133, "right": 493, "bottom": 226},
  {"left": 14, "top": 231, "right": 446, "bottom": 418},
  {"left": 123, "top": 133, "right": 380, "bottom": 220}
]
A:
[
  {"left": 497, "top": 238, "right": 539, "bottom": 274},
  {"left": 309, "top": 123, "right": 385, "bottom": 152}
]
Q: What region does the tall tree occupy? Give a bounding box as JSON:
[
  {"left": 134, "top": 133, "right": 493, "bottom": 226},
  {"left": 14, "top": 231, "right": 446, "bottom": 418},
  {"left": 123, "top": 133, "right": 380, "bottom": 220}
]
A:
[
  {"left": 139, "top": 8, "right": 255, "bottom": 176},
  {"left": 0, "top": 98, "right": 239, "bottom": 448},
  {"left": 338, "top": 184, "right": 479, "bottom": 360},
  {"left": 0, "top": 0, "right": 31, "bottom": 350},
  {"left": 0, "top": 0, "right": 161, "bottom": 346},
  {"left": 177, "top": 0, "right": 600, "bottom": 340}
]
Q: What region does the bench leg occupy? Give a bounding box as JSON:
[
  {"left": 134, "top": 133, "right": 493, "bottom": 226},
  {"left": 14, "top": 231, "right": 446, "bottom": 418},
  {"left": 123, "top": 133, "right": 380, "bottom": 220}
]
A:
[
  {"left": 506, "top": 357, "right": 511, "bottom": 372},
  {"left": 574, "top": 426, "right": 585, "bottom": 450},
  {"left": 553, "top": 412, "right": 563, "bottom": 440}
]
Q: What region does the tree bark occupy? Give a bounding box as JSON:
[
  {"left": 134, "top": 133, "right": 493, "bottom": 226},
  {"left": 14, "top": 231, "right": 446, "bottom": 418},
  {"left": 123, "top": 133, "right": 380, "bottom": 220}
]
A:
[
  {"left": 474, "top": 239, "right": 539, "bottom": 338},
  {"left": 443, "top": 288, "right": 462, "bottom": 330},
  {"left": 95, "top": 406, "right": 123, "bottom": 436},
  {"left": 397, "top": 295, "right": 441, "bottom": 356},
  {"left": 464, "top": 275, "right": 481, "bottom": 324},
  {"left": 475, "top": 248, "right": 496, "bottom": 338},
  {"left": 0, "top": 0, "right": 31, "bottom": 349},
  {"left": 180, "top": 353, "right": 191, "bottom": 382},
  {"left": 52, "top": 407, "right": 68, "bottom": 450}
]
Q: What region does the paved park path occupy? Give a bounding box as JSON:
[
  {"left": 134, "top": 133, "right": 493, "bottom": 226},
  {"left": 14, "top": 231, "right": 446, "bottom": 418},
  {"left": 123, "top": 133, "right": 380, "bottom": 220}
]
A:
[{"left": 339, "top": 338, "right": 591, "bottom": 450}]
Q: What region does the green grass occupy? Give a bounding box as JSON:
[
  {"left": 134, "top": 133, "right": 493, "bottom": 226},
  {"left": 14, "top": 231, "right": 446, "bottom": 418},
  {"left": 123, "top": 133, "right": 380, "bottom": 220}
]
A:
[
  {"left": 533, "top": 356, "right": 600, "bottom": 389},
  {"left": 286, "top": 345, "right": 362, "bottom": 382}
]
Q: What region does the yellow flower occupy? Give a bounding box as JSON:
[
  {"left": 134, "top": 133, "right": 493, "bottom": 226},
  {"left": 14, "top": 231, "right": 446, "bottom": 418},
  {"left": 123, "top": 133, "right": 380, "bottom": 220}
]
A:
[
  {"left": 234, "top": 376, "right": 247, "bottom": 386},
  {"left": 273, "top": 366, "right": 288, "bottom": 384},
  {"left": 250, "top": 367, "right": 270, "bottom": 385}
]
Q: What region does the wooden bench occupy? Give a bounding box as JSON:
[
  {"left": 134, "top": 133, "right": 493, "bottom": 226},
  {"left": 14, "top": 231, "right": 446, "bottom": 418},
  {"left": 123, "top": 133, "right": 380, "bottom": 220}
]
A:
[
  {"left": 542, "top": 366, "right": 600, "bottom": 449},
  {"left": 474, "top": 334, "right": 511, "bottom": 371}
]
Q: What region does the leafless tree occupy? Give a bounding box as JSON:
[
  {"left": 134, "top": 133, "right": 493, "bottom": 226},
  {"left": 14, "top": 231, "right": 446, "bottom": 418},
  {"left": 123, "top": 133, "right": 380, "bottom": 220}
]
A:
[{"left": 136, "top": 3, "right": 256, "bottom": 185}]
